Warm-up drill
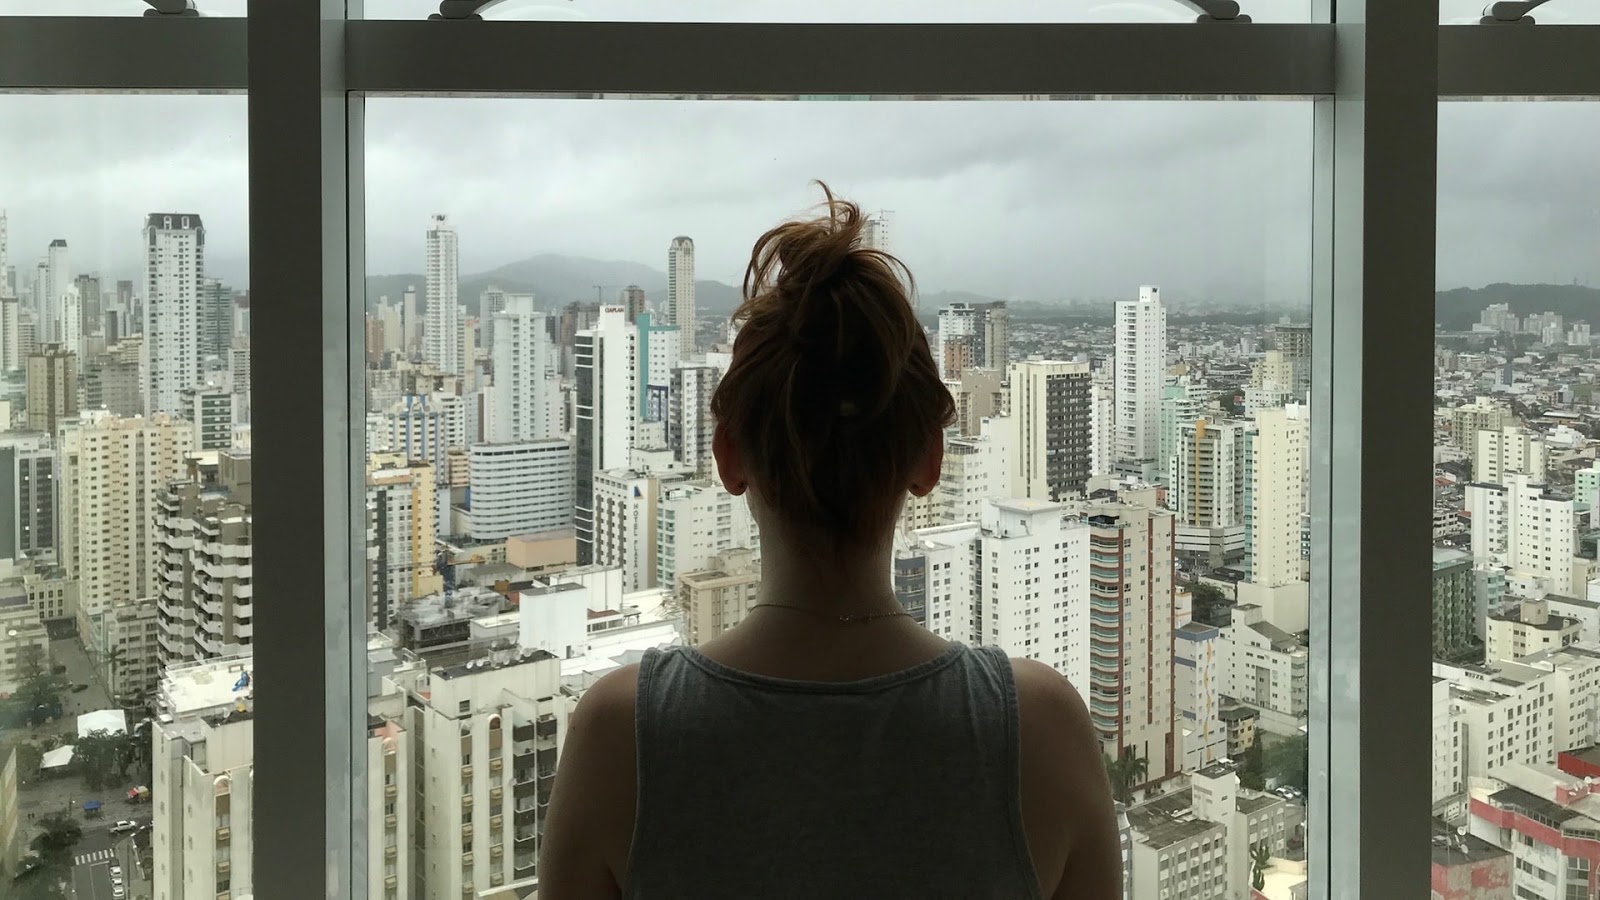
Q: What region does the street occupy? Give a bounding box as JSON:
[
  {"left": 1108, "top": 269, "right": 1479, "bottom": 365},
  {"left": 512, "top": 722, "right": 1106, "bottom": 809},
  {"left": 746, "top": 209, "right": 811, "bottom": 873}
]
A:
[{"left": 67, "top": 821, "right": 146, "bottom": 900}]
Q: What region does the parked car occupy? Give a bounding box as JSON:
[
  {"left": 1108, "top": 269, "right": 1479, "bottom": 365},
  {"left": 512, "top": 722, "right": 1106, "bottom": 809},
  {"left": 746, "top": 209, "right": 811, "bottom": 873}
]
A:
[
  {"left": 70, "top": 684, "right": 88, "bottom": 693},
  {"left": 110, "top": 820, "right": 138, "bottom": 835},
  {"left": 111, "top": 885, "right": 125, "bottom": 900}
]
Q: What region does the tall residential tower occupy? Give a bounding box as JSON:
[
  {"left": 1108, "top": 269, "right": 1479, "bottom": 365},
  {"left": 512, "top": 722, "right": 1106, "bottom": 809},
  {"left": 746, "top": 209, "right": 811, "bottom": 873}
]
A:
[{"left": 1114, "top": 285, "right": 1167, "bottom": 477}]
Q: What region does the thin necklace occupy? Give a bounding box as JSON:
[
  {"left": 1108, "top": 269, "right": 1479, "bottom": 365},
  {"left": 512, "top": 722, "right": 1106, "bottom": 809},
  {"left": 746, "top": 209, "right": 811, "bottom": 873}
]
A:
[{"left": 751, "top": 601, "right": 913, "bottom": 624}]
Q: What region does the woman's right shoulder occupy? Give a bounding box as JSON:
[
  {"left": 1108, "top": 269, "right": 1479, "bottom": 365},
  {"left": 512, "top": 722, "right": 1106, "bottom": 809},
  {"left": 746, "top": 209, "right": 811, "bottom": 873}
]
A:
[{"left": 1008, "top": 657, "right": 1121, "bottom": 900}]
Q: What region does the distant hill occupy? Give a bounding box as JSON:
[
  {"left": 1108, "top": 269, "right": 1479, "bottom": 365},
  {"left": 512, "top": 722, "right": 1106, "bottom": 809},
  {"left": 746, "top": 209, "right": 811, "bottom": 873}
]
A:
[
  {"left": 1436, "top": 282, "right": 1600, "bottom": 331},
  {"left": 364, "top": 254, "right": 742, "bottom": 319}
]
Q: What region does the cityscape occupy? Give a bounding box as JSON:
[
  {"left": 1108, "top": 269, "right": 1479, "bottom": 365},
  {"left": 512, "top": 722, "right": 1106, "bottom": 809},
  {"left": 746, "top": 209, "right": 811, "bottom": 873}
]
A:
[{"left": 0, "top": 187, "right": 1593, "bottom": 900}]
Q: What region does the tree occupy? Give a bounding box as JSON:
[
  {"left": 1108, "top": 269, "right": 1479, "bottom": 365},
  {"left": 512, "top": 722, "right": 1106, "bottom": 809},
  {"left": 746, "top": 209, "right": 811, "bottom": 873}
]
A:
[
  {"left": 6, "top": 647, "right": 68, "bottom": 727},
  {"left": 1237, "top": 740, "right": 1266, "bottom": 791},
  {"left": 1264, "top": 734, "right": 1309, "bottom": 794},
  {"left": 10, "top": 813, "right": 83, "bottom": 900},
  {"left": 1188, "top": 580, "right": 1234, "bottom": 628},
  {"left": 1251, "top": 841, "right": 1272, "bottom": 891},
  {"left": 73, "top": 729, "right": 135, "bottom": 791},
  {"left": 1102, "top": 749, "right": 1149, "bottom": 805}
]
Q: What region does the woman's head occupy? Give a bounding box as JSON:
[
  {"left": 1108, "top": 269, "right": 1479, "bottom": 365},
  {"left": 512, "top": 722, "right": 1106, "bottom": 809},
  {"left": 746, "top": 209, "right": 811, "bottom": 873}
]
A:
[{"left": 711, "top": 183, "right": 955, "bottom": 552}]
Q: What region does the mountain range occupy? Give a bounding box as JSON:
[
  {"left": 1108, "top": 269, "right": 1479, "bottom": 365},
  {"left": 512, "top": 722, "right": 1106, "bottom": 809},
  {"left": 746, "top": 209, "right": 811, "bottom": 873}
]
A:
[{"left": 364, "top": 253, "right": 1597, "bottom": 327}]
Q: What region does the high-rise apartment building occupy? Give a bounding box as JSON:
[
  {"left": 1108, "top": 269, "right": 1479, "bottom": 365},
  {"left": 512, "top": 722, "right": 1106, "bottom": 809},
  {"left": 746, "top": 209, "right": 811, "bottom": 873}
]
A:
[
  {"left": 367, "top": 456, "right": 442, "bottom": 632},
  {"left": 979, "top": 500, "right": 1091, "bottom": 688},
  {"left": 41, "top": 239, "right": 69, "bottom": 344},
  {"left": 1156, "top": 383, "right": 1203, "bottom": 486},
  {"left": 465, "top": 440, "right": 575, "bottom": 542},
  {"left": 1218, "top": 604, "right": 1309, "bottom": 735},
  {"left": 1473, "top": 424, "right": 1547, "bottom": 484},
  {"left": 632, "top": 312, "right": 680, "bottom": 430},
  {"left": 667, "top": 236, "right": 695, "bottom": 358},
  {"left": 679, "top": 547, "right": 761, "bottom": 645},
  {"left": 668, "top": 363, "right": 719, "bottom": 477},
  {"left": 395, "top": 649, "right": 569, "bottom": 898},
  {"left": 425, "top": 215, "right": 462, "bottom": 376},
  {"left": 574, "top": 307, "right": 635, "bottom": 564},
  {"left": 58, "top": 411, "right": 194, "bottom": 635},
  {"left": 1271, "top": 321, "right": 1312, "bottom": 398},
  {"left": 1114, "top": 286, "right": 1167, "bottom": 476},
  {"left": 198, "top": 277, "right": 233, "bottom": 362},
  {"left": 0, "top": 433, "right": 56, "bottom": 563},
  {"left": 1431, "top": 547, "right": 1478, "bottom": 662},
  {"left": 24, "top": 343, "right": 76, "bottom": 436},
  {"left": 0, "top": 296, "right": 20, "bottom": 371},
  {"left": 489, "top": 294, "right": 560, "bottom": 443},
  {"left": 84, "top": 337, "right": 146, "bottom": 418},
  {"left": 143, "top": 214, "right": 204, "bottom": 416},
  {"left": 1449, "top": 395, "right": 1514, "bottom": 452},
  {"left": 947, "top": 368, "right": 1006, "bottom": 439},
  {"left": 620, "top": 285, "right": 647, "bottom": 324},
  {"left": 154, "top": 650, "right": 417, "bottom": 900},
  {"left": 936, "top": 416, "right": 1013, "bottom": 527},
  {"left": 593, "top": 466, "right": 690, "bottom": 591},
  {"left": 1175, "top": 622, "right": 1227, "bottom": 772},
  {"left": 183, "top": 385, "right": 237, "bottom": 451},
  {"left": 1008, "top": 360, "right": 1092, "bottom": 502},
  {"left": 936, "top": 302, "right": 1009, "bottom": 379},
  {"left": 151, "top": 657, "right": 257, "bottom": 900},
  {"left": 1467, "top": 472, "right": 1579, "bottom": 597},
  {"left": 1170, "top": 417, "right": 1247, "bottom": 570},
  {"left": 1085, "top": 501, "right": 1176, "bottom": 780},
  {"left": 655, "top": 481, "right": 759, "bottom": 590},
  {"left": 153, "top": 451, "right": 253, "bottom": 668},
  {"left": 1242, "top": 405, "right": 1309, "bottom": 587}
]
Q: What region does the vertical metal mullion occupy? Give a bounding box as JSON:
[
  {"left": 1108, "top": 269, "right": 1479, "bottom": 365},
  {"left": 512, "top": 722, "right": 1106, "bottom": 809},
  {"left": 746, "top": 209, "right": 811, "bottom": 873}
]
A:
[
  {"left": 250, "top": 1, "right": 364, "bottom": 898},
  {"left": 1309, "top": 2, "right": 1438, "bottom": 899}
]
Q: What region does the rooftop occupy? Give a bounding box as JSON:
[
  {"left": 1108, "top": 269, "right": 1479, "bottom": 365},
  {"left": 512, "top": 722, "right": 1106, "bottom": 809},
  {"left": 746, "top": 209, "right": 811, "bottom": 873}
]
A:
[
  {"left": 1431, "top": 822, "right": 1510, "bottom": 867},
  {"left": 433, "top": 647, "right": 556, "bottom": 681},
  {"left": 1126, "top": 790, "right": 1223, "bottom": 850},
  {"left": 158, "top": 656, "right": 253, "bottom": 718}
]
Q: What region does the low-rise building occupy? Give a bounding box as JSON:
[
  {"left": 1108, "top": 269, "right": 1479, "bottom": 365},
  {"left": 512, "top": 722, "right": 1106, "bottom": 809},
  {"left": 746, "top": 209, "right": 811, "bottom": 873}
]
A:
[
  {"left": 678, "top": 548, "right": 760, "bottom": 645},
  {"left": 1485, "top": 597, "right": 1580, "bottom": 664},
  {"left": 1434, "top": 662, "right": 1554, "bottom": 781},
  {"left": 1468, "top": 761, "right": 1600, "bottom": 900},
  {"left": 0, "top": 584, "right": 47, "bottom": 697},
  {"left": 1429, "top": 822, "right": 1511, "bottom": 900},
  {"left": 1218, "top": 604, "right": 1309, "bottom": 736}
]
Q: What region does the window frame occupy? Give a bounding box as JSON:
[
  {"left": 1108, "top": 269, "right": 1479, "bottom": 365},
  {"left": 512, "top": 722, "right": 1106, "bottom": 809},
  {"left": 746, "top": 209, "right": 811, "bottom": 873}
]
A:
[{"left": 5, "top": 4, "right": 1599, "bottom": 899}]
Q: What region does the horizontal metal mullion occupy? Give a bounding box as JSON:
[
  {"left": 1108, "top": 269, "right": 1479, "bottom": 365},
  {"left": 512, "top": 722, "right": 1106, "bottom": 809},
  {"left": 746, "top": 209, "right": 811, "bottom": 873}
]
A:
[
  {"left": 0, "top": 17, "right": 246, "bottom": 91},
  {"left": 347, "top": 21, "right": 1333, "bottom": 96},
  {"left": 1439, "top": 24, "right": 1600, "bottom": 97}
]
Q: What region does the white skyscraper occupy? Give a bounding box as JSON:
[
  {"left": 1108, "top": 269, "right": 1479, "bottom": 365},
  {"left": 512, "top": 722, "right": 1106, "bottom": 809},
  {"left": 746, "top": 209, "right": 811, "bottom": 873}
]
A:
[
  {"left": 1467, "top": 472, "right": 1579, "bottom": 597},
  {"left": 44, "top": 239, "right": 69, "bottom": 344},
  {"left": 1244, "top": 405, "right": 1309, "bottom": 587},
  {"left": 668, "top": 236, "right": 695, "bottom": 358},
  {"left": 898, "top": 499, "right": 1088, "bottom": 690},
  {"left": 465, "top": 440, "right": 575, "bottom": 541},
  {"left": 489, "top": 294, "right": 559, "bottom": 443},
  {"left": 425, "top": 215, "right": 462, "bottom": 375},
  {"left": 669, "top": 363, "right": 720, "bottom": 477},
  {"left": 1007, "top": 360, "right": 1092, "bottom": 502},
  {"left": 1474, "top": 424, "right": 1548, "bottom": 485},
  {"left": 1114, "top": 285, "right": 1167, "bottom": 473},
  {"left": 60, "top": 282, "right": 81, "bottom": 358},
  {"left": 574, "top": 306, "right": 636, "bottom": 564},
  {"left": 863, "top": 210, "right": 892, "bottom": 254},
  {"left": 143, "top": 214, "right": 205, "bottom": 416},
  {"left": 1175, "top": 621, "right": 1227, "bottom": 772}
]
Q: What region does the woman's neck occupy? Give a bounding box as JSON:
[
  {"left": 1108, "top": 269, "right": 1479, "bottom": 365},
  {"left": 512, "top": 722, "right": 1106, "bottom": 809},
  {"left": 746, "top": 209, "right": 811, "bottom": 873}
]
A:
[{"left": 753, "top": 528, "right": 900, "bottom": 615}]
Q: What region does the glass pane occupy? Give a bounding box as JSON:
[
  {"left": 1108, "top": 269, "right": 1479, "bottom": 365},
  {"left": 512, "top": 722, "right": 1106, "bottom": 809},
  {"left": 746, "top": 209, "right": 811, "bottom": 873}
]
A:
[
  {"left": 1430, "top": 100, "right": 1600, "bottom": 895},
  {"left": 362, "top": 95, "right": 1316, "bottom": 899},
  {"left": 0, "top": 94, "right": 248, "bottom": 898},
  {"left": 363, "top": 0, "right": 1313, "bottom": 23},
  {"left": 0, "top": 0, "right": 245, "bottom": 15},
  {"left": 1443, "top": 0, "right": 1600, "bottom": 24}
]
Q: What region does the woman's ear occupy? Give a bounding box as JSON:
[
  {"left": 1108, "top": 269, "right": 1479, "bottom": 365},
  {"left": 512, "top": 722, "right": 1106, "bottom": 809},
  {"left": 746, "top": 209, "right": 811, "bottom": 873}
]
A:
[
  {"left": 714, "top": 423, "right": 748, "bottom": 495},
  {"left": 908, "top": 429, "right": 945, "bottom": 497}
]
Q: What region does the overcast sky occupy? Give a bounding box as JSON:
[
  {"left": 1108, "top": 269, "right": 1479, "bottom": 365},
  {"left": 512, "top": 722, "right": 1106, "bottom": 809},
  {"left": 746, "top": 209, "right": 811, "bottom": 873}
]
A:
[{"left": 2, "top": 4, "right": 1598, "bottom": 306}]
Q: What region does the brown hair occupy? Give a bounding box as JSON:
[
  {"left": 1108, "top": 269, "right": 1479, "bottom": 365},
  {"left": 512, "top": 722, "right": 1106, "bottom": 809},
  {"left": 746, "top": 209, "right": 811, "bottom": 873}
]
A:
[{"left": 710, "top": 182, "right": 955, "bottom": 547}]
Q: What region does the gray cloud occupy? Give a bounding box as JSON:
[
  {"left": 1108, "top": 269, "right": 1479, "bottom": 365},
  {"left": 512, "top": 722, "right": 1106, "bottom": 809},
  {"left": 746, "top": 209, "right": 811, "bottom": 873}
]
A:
[{"left": 2, "top": 15, "right": 1598, "bottom": 307}]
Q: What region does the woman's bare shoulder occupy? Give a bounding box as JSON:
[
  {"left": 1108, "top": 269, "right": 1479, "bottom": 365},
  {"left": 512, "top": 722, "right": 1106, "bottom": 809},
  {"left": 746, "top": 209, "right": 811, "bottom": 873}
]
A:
[{"left": 1009, "top": 657, "right": 1122, "bottom": 900}]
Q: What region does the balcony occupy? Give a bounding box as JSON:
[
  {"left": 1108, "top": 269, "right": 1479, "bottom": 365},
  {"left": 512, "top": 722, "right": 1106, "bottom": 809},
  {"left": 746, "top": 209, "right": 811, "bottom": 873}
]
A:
[
  {"left": 384, "top": 845, "right": 397, "bottom": 860},
  {"left": 488, "top": 757, "right": 502, "bottom": 774},
  {"left": 515, "top": 807, "right": 537, "bottom": 829},
  {"left": 489, "top": 786, "right": 502, "bottom": 802},
  {"left": 535, "top": 715, "right": 557, "bottom": 740},
  {"left": 385, "top": 783, "right": 397, "bottom": 799},
  {"left": 462, "top": 851, "right": 474, "bottom": 866},
  {"left": 460, "top": 763, "right": 472, "bottom": 780},
  {"left": 385, "top": 814, "right": 396, "bottom": 829},
  {"left": 514, "top": 779, "right": 536, "bottom": 801},
  {"left": 384, "top": 875, "right": 397, "bottom": 891},
  {"left": 512, "top": 722, "right": 536, "bottom": 742},
  {"left": 463, "top": 824, "right": 473, "bottom": 840},
  {"left": 217, "top": 826, "right": 231, "bottom": 843}
]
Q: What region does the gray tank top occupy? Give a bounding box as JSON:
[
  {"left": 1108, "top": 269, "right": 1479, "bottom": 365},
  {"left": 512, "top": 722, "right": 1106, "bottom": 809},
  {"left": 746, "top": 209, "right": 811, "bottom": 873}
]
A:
[{"left": 623, "top": 642, "right": 1043, "bottom": 900}]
